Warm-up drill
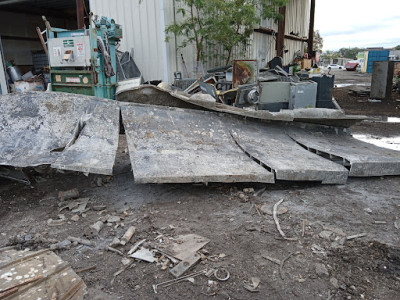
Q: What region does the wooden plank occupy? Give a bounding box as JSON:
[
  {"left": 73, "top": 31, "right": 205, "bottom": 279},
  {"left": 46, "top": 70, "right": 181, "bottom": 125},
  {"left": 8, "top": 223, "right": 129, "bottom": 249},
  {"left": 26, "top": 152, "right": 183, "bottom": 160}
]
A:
[
  {"left": 0, "top": 249, "right": 85, "bottom": 300},
  {"left": 288, "top": 128, "right": 400, "bottom": 177},
  {"left": 230, "top": 122, "right": 349, "bottom": 184},
  {"left": 120, "top": 103, "right": 274, "bottom": 184}
]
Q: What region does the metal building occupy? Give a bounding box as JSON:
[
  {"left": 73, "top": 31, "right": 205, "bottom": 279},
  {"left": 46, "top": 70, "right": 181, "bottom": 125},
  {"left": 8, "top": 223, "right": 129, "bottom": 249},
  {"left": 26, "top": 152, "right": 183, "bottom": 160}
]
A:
[{"left": 89, "top": 0, "right": 312, "bottom": 83}]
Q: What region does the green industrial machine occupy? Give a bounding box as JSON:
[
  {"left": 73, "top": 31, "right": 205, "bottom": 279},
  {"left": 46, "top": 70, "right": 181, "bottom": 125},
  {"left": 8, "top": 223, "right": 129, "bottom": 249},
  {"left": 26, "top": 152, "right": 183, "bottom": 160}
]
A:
[{"left": 47, "top": 16, "right": 122, "bottom": 99}]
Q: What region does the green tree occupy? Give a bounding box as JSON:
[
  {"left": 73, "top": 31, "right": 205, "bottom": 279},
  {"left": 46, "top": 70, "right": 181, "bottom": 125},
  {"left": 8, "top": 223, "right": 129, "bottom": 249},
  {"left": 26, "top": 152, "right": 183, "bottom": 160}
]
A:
[
  {"left": 320, "top": 50, "right": 339, "bottom": 60},
  {"left": 165, "top": 0, "right": 288, "bottom": 64},
  {"left": 313, "top": 30, "right": 323, "bottom": 53},
  {"left": 337, "top": 47, "right": 365, "bottom": 59},
  {"left": 394, "top": 45, "right": 400, "bottom": 50}
]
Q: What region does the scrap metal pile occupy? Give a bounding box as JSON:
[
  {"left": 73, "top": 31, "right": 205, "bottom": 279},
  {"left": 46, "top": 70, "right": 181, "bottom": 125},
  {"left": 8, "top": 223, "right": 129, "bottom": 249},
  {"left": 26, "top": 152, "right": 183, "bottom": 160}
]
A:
[
  {"left": 170, "top": 60, "right": 337, "bottom": 112},
  {"left": 1, "top": 91, "right": 400, "bottom": 185}
]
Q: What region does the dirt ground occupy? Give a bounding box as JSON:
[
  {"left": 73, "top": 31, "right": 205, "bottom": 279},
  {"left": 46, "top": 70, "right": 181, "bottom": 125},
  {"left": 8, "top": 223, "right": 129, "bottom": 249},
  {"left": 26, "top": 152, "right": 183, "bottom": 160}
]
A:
[{"left": 1, "top": 70, "right": 400, "bottom": 300}]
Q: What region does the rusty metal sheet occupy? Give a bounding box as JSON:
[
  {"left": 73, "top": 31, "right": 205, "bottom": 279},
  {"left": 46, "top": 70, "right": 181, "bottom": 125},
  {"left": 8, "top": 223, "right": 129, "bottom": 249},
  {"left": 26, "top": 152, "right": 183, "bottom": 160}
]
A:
[
  {"left": 120, "top": 103, "right": 274, "bottom": 184},
  {"left": 230, "top": 122, "right": 349, "bottom": 184},
  {"left": 288, "top": 128, "right": 400, "bottom": 177},
  {"left": 0, "top": 92, "right": 120, "bottom": 175},
  {"left": 0, "top": 249, "right": 86, "bottom": 299}
]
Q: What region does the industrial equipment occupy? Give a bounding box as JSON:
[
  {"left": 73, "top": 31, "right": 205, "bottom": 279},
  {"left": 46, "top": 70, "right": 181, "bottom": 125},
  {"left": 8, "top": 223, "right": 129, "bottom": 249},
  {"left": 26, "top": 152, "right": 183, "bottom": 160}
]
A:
[{"left": 46, "top": 16, "right": 122, "bottom": 99}]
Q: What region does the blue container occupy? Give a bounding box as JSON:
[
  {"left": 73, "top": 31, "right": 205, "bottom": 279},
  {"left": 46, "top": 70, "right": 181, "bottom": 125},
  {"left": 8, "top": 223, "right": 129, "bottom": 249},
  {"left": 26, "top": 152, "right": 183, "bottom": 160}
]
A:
[{"left": 366, "top": 50, "right": 389, "bottom": 73}]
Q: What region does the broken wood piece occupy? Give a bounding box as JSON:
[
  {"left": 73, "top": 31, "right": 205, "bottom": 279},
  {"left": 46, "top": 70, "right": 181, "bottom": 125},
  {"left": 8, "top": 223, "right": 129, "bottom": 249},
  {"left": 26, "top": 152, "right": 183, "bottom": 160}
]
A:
[
  {"left": 120, "top": 226, "right": 136, "bottom": 245},
  {"left": 58, "top": 188, "right": 79, "bottom": 201},
  {"left": 0, "top": 248, "right": 86, "bottom": 299},
  {"left": 127, "top": 239, "right": 146, "bottom": 255},
  {"left": 373, "top": 221, "right": 387, "bottom": 224},
  {"left": 75, "top": 265, "right": 96, "bottom": 274},
  {"left": 47, "top": 215, "right": 66, "bottom": 226},
  {"left": 110, "top": 261, "right": 134, "bottom": 285},
  {"left": 105, "top": 246, "right": 123, "bottom": 256},
  {"left": 170, "top": 252, "right": 201, "bottom": 278},
  {"left": 280, "top": 251, "right": 303, "bottom": 280},
  {"left": 260, "top": 254, "right": 281, "bottom": 265},
  {"left": 71, "top": 198, "right": 89, "bottom": 214},
  {"left": 243, "top": 282, "right": 260, "bottom": 293},
  {"left": 0, "top": 275, "right": 42, "bottom": 295},
  {"left": 152, "top": 234, "right": 210, "bottom": 261},
  {"left": 67, "top": 236, "right": 96, "bottom": 247},
  {"left": 109, "top": 237, "right": 121, "bottom": 247},
  {"left": 273, "top": 199, "right": 297, "bottom": 241},
  {"left": 85, "top": 221, "right": 104, "bottom": 237},
  {"left": 346, "top": 233, "right": 367, "bottom": 240}
]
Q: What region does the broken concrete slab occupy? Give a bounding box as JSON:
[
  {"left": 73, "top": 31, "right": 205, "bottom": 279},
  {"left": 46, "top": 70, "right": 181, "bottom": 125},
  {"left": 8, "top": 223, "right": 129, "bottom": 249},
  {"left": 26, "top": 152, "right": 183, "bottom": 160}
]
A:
[
  {"left": 0, "top": 248, "right": 86, "bottom": 299},
  {"left": 288, "top": 128, "right": 400, "bottom": 177},
  {"left": 230, "top": 122, "right": 349, "bottom": 184},
  {"left": 0, "top": 92, "right": 120, "bottom": 175},
  {"left": 120, "top": 103, "right": 274, "bottom": 183},
  {"left": 117, "top": 85, "right": 365, "bottom": 127}
]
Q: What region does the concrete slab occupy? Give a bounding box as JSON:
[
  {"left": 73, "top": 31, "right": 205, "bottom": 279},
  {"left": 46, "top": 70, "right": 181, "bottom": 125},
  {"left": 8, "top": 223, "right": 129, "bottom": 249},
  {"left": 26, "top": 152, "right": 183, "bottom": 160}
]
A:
[
  {"left": 230, "top": 122, "right": 349, "bottom": 184},
  {"left": 0, "top": 92, "right": 120, "bottom": 175},
  {"left": 120, "top": 103, "right": 274, "bottom": 183},
  {"left": 288, "top": 128, "right": 400, "bottom": 177},
  {"left": 116, "top": 85, "right": 366, "bottom": 127}
]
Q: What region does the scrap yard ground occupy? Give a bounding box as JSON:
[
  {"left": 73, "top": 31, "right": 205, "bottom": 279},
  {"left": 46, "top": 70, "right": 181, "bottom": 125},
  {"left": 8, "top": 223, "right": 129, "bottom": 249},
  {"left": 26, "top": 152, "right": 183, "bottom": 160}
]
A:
[{"left": 1, "top": 70, "right": 400, "bottom": 299}]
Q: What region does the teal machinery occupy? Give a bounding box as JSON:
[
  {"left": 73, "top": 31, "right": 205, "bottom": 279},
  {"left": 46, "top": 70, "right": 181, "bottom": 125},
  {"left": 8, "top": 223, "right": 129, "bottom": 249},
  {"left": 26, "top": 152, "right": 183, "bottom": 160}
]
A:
[{"left": 46, "top": 16, "right": 122, "bottom": 99}]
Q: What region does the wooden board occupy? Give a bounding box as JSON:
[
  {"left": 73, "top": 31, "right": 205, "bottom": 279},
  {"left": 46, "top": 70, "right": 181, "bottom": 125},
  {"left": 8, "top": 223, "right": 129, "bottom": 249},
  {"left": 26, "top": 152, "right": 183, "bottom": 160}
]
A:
[
  {"left": 288, "top": 128, "right": 400, "bottom": 177},
  {"left": 0, "top": 249, "right": 85, "bottom": 299},
  {"left": 120, "top": 103, "right": 274, "bottom": 183},
  {"left": 230, "top": 121, "right": 349, "bottom": 184}
]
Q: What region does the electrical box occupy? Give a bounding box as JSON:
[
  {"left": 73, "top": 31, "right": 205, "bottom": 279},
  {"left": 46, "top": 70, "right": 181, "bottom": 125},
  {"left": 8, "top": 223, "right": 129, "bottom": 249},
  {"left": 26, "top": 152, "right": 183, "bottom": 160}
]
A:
[
  {"left": 289, "top": 81, "right": 317, "bottom": 109},
  {"left": 258, "top": 82, "right": 290, "bottom": 111},
  {"left": 48, "top": 36, "right": 91, "bottom": 68}
]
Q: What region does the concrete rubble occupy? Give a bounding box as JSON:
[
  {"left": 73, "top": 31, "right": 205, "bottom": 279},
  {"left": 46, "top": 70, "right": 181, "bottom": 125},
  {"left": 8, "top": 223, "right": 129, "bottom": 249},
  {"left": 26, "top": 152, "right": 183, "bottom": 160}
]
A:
[{"left": 1, "top": 91, "right": 400, "bottom": 185}]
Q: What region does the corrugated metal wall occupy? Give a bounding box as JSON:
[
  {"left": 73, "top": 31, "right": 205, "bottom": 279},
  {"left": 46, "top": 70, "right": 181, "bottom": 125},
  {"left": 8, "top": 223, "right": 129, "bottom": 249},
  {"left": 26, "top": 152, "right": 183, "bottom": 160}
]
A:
[
  {"left": 89, "top": 0, "right": 169, "bottom": 82},
  {"left": 282, "top": 0, "right": 309, "bottom": 65},
  {"left": 90, "top": 0, "right": 310, "bottom": 82}
]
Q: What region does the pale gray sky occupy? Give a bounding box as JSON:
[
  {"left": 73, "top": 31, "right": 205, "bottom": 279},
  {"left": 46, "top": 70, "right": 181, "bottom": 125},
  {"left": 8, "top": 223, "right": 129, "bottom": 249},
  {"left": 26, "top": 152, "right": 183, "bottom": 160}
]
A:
[{"left": 314, "top": 0, "right": 400, "bottom": 51}]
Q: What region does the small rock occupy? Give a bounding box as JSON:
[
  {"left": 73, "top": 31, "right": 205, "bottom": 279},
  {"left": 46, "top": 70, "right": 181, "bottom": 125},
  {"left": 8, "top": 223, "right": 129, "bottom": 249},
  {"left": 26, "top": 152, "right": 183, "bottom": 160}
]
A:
[
  {"left": 238, "top": 193, "right": 247, "bottom": 200},
  {"left": 107, "top": 216, "right": 121, "bottom": 223},
  {"left": 109, "top": 237, "right": 121, "bottom": 247},
  {"left": 47, "top": 215, "right": 66, "bottom": 226},
  {"left": 219, "top": 253, "right": 226, "bottom": 258},
  {"left": 121, "top": 257, "right": 132, "bottom": 266},
  {"left": 50, "top": 239, "right": 71, "bottom": 250},
  {"left": 330, "top": 277, "right": 339, "bottom": 289},
  {"left": 319, "top": 230, "right": 335, "bottom": 241},
  {"left": 394, "top": 221, "right": 400, "bottom": 230},
  {"left": 315, "top": 263, "right": 329, "bottom": 277},
  {"left": 71, "top": 215, "right": 80, "bottom": 222},
  {"left": 187, "top": 277, "right": 195, "bottom": 284},
  {"left": 96, "top": 177, "right": 103, "bottom": 187},
  {"left": 243, "top": 188, "right": 254, "bottom": 194},
  {"left": 92, "top": 205, "right": 107, "bottom": 211},
  {"left": 364, "top": 208, "right": 372, "bottom": 214}
]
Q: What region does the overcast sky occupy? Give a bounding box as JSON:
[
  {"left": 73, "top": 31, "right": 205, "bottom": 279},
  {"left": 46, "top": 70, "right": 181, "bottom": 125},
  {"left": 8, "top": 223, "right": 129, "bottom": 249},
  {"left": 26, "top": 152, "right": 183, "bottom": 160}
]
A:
[{"left": 314, "top": 0, "right": 400, "bottom": 51}]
